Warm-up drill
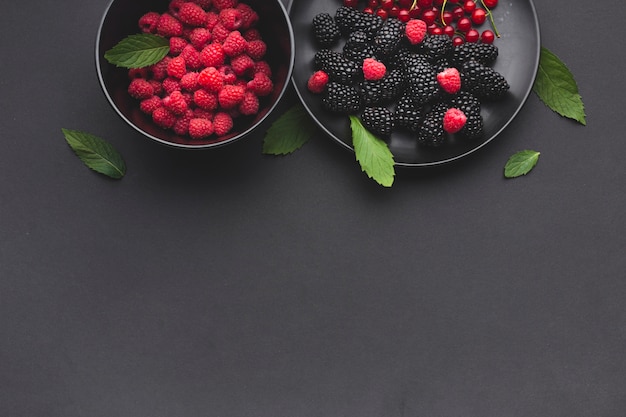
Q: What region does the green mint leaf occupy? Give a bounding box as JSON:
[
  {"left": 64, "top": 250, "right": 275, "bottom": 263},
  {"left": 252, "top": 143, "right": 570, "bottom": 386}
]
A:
[
  {"left": 62, "top": 129, "right": 126, "bottom": 179},
  {"left": 504, "top": 150, "right": 540, "bottom": 178},
  {"left": 262, "top": 104, "right": 314, "bottom": 155},
  {"left": 104, "top": 34, "right": 169, "bottom": 69},
  {"left": 350, "top": 116, "right": 395, "bottom": 187},
  {"left": 533, "top": 47, "right": 586, "bottom": 125}
]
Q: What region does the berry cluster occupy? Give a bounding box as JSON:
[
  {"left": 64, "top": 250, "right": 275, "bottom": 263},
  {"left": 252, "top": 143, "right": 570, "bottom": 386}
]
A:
[
  {"left": 126, "top": 0, "right": 274, "bottom": 140},
  {"left": 342, "top": 0, "right": 499, "bottom": 45},
  {"left": 308, "top": 5, "right": 509, "bottom": 147}
]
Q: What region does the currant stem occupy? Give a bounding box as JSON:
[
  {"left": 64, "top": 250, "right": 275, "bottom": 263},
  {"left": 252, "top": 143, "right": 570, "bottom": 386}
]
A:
[{"left": 479, "top": 0, "right": 500, "bottom": 37}]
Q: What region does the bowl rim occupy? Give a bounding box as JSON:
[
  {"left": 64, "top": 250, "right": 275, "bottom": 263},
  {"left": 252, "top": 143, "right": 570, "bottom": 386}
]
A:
[{"left": 95, "top": 0, "right": 296, "bottom": 149}]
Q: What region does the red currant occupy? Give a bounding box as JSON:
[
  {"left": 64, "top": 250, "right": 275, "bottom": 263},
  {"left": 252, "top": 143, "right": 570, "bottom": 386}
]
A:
[
  {"left": 483, "top": 0, "right": 498, "bottom": 8},
  {"left": 363, "top": 6, "right": 374, "bottom": 13},
  {"left": 471, "top": 8, "right": 486, "bottom": 25},
  {"left": 368, "top": 0, "right": 379, "bottom": 8},
  {"left": 398, "top": 9, "right": 411, "bottom": 22},
  {"left": 418, "top": 0, "right": 433, "bottom": 7},
  {"left": 381, "top": 0, "right": 394, "bottom": 10},
  {"left": 452, "top": 35, "right": 464, "bottom": 46},
  {"left": 465, "top": 28, "right": 479, "bottom": 42},
  {"left": 443, "top": 25, "right": 455, "bottom": 37},
  {"left": 398, "top": 0, "right": 412, "bottom": 7},
  {"left": 480, "top": 29, "right": 495, "bottom": 43},
  {"left": 442, "top": 10, "right": 454, "bottom": 25},
  {"left": 456, "top": 16, "right": 472, "bottom": 32},
  {"left": 430, "top": 26, "right": 444, "bottom": 35},
  {"left": 389, "top": 5, "right": 400, "bottom": 17},
  {"left": 433, "top": 0, "right": 445, "bottom": 6},
  {"left": 463, "top": 0, "right": 476, "bottom": 13},
  {"left": 409, "top": 7, "right": 422, "bottom": 17},
  {"left": 421, "top": 10, "right": 437, "bottom": 25},
  {"left": 452, "top": 6, "right": 464, "bottom": 21},
  {"left": 343, "top": 0, "right": 359, "bottom": 7},
  {"left": 376, "top": 8, "right": 388, "bottom": 19}
]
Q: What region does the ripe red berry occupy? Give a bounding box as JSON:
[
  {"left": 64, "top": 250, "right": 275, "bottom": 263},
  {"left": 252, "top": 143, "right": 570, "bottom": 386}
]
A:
[
  {"left": 363, "top": 58, "right": 387, "bottom": 80},
  {"left": 376, "top": 9, "right": 388, "bottom": 19},
  {"left": 421, "top": 10, "right": 436, "bottom": 25},
  {"left": 471, "top": 8, "right": 486, "bottom": 25},
  {"left": 443, "top": 108, "right": 467, "bottom": 134},
  {"left": 481, "top": 29, "right": 495, "bottom": 44},
  {"left": 178, "top": 2, "right": 207, "bottom": 27},
  {"left": 452, "top": 6, "right": 464, "bottom": 21},
  {"left": 343, "top": 0, "right": 358, "bottom": 7},
  {"left": 218, "top": 85, "right": 245, "bottom": 109},
  {"left": 213, "top": 112, "right": 234, "bottom": 135},
  {"left": 465, "top": 28, "right": 480, "bottom": 42},
  {"left": 307, "top": 70, "right": 329, "bottom": 94},
  {"left": 437, "top": 67, "right": 462, "bottom": 94},
  {"left": 452, "top": 35, "right": 464, "bottom": 46},
  {"left": 483, "top": 0, "right": 498, "bottom": 8},
  {"left": 443, "top": 25, "right": 455, "bottom": 37},
  {"left": 398, "top": 9, "right": 411, "bottom": 22},
  {"left": 188, "top": 118, "right": 214, "bottom": 139},
  {"left": 381, "top": 0, "right": 394, "bottom": 10},
  {"left": 456, "top": 17, "right": 472, "bottom": 32},
  {"left": 405, "top": 19, "right": 427, "bottom": 44},
  {"left": 463, "top": 0, "right": 476, "bottom": 13}
]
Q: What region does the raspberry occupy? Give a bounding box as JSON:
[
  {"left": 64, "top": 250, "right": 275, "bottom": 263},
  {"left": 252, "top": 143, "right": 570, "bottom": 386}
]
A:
[
  {"left": 169, "top": 37, "right": 188, "bottom": 55},
  {"left": 178, "top": 2, "right": 207, "bottom": 27},
  {"left": 150, "top": 56, "right": 171, "bottom": 81},
  {"left": 200, "top": 43, "right": 225, "bottom": 67},
  {"left": 236, "top": 3, "right": 259, "bottom": 29},
  {"left": 193, "top": 108, "right": 214, "bottom": 119},
  {"left": 246, "top": 40, "right": 266, "bottom": 60},
  {"left": 189, "top": 28, "right": 212, "bottom": 49},
  {"left": 211, "top": 22, "right": 231, "bottom": 42},
  {"left": 162, "top": 90, "right": 189, "bottom": 115},
  {"left": 167, "top": 56, "right": 187, "bottom": 79},
  {"left": 180, "top": 71, "right": 199, "bottom": 91},
  {"left": 247, "top": 72, "right": 273, "bottom": 96},
  {"left": 139, "top": 96, "right": 162, "bottom": 114},
  {"left": 157, "top": 13, "right": 183, "bottom": 37},
  {"left": 230, "top": 54, "right": 255, "bottom": 76},
  {"left": 218, "top": 65, "right": 237, "bottom": 83},
  {"left": 253, "top": 60, "right": 272, "bottom": 78},
  {"left": 128, "top": 67, "right": 149, "bottom": 79},
  {"left": 437, "top": 67, "right": 462, "bottom": 94},
  {"left": 168, "top": 0, "right": 186, "bottom": 17},
  {"left": 238, "top": 91, "right": 259, "bottom": 115},
  {"left": 173, "top": 109, "right": 194, "bottom": 136},
  {"left": 213, "top": 112, "right": 234, "bottom": 135},
  {"left": 219, "top": 8, "right": 243, "bottom": 30},
  {"left": 152, "top": 107, "right": 177, "bottom": 129},
  {"left": 307, "top": 70, "right": 329, "bottom": 94},
  {"left": 179, "top": 44, "right": 202, "bottom": 70},
  {"left": 128, "top": 78, "right": 154, "bottom": 99},
  {"left": 148, "top": 80, "right": 163, "bottom": 96},
  {"left": 188, "top": 118, "right": 214, "bottom": 139},
  {"left": 405, "top": 19, "right": 427, "bottom": 44},
  {"left": 193, "top": 89, "right": 218, "bottom": 110},
  {"left": 362, "top": 58, "right": 386, "bottom": 81},
  {"left": 198, "top": 66, "right": 224, "bottom": 92},
  {"left": 222, "top": 31, "right": 247, "bottom": 57},
  {"left": 243, "top": 28, "right": 261, "bottom": 41},
  {"left": 205, "top": 11, "right": 219, "bottom": 30},
  {"left": 192, "top": 0, "right": 213, "bottom": 10},
  {"left": 162, "top": 77, "right": 181, "bottom": 94},
  {"left": 138, "top": 12, "right": 160, "bottom": 33},
  {"left": 443, "top": 108, "right": 467, "bottom": 133},
  {"left": 218, "top": 85, "right": 245, "bottom": 109},
  {"left": 213, "top": 0, "right": 238, "bottom": 11}
]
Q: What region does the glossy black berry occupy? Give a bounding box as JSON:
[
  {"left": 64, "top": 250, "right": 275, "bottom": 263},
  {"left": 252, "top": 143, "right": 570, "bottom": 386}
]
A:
[
  {"left": 322, "top": 82, "right": 362, "bottom": 114},
  {"left": 312, "top": 13, "right": 341, "bottom": 47},
  {"left": 461, "top": 59, "right": 510, "bottom": 99},
  {"left": 361, "top": 107, "right": 395, "bottom": 137}
]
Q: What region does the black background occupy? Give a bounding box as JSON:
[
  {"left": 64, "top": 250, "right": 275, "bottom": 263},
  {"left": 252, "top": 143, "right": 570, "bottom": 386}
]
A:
[{"left": 1, "top": 1, "right": 624, "bottom": 417}]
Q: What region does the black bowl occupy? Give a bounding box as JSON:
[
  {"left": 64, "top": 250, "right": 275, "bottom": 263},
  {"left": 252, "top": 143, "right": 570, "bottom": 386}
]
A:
[{"left": 96, "top": 0, "right": 295, "bottom": 149}]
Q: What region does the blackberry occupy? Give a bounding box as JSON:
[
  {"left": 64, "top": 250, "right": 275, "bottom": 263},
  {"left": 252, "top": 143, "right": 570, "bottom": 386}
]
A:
[
  {"left": 359, "top": 68, "right": 406, "bottom": 106},
  {"left": 420, "top": 34, "right": 453, "bottom": 62},
  {"left": 373, "top": 18, "right": 406, "bottom": 58},
  {"left": 315, "top": 49, "right": 361, "bottom": 85},
  {"left": 361, "top": 107, "right": 394, "bottom": 137},
  {"left": 450, "top": 43, "right": 498, "bottom": 66},
  {"left": 312, "top": 13, "right": 341, "bottom": 47},
  {"left": 449, "top": 91, "right": 481, "bottom": 116},
  {"left": 343, "top": 31, "right": 375, "bottom": 63},
  {"left": 322, "top": 82, "right": 362, "bottom": 114},
  {"left": 334, "top": 6, "right": 383, "bottom": 36},
  {"left": 417, "top": 102, "right": 448, "bottom": 147},
  {"left": 461, "top": 59, "right": 509, "bottom": 99},
  {"left": 461, "top": 112, "right": 484, "bottom": 139},
  {"left": 402, "top": 54, "right": 439, "bottom": 105},
  {"left": 394, "top": 91, "right": 423, "bottom": 132}
]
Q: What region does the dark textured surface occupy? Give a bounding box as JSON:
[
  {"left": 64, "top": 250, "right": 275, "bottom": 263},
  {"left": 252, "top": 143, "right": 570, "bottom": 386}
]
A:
[{"left": 0, "top": 1, "right": 624, "bottom": 417}]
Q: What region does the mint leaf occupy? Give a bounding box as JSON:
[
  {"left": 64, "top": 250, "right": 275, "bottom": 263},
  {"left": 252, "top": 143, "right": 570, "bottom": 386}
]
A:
[
  {"left": 62, "top": 129, "right": 126, "bottom": 179},
  {"left": 104, "top": 34, "right": 169, "bottom": 69},
  {"left": 263, "top": 104, "right": 314, "bottom": 155},
  {"left": 350, "top": 116, "right": 395, "bottom": 187},
  {"left": 533, "top": 47, "right": 586, "bottom": 125},
  {"left": 504, "top": 150, "right": 540, "bottom": 178}
]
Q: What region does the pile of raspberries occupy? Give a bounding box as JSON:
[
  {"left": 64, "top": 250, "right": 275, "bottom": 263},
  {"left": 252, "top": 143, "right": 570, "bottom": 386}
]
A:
[{"left": 126, "top": 0, "right": 274, "bottom": 140}]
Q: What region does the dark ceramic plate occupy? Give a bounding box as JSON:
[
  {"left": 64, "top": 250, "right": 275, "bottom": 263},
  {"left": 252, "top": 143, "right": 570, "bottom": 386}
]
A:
[{"left": 288, "top": 0, "right": 541, "bottom": 167}]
